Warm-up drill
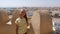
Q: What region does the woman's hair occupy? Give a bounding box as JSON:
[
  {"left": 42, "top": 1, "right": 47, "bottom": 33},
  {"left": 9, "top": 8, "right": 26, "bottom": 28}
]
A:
[
  {"left": 24, "top": 13, "right": 28, "bottom": 22},
  {"left": 19, "top": 9, "right": 28, "bottom": 24}
]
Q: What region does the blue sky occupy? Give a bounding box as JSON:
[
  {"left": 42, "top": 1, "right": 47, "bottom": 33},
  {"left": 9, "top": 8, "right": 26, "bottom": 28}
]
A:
[{"left": 0, "top": 0, "right": 60, "bottom": 7}]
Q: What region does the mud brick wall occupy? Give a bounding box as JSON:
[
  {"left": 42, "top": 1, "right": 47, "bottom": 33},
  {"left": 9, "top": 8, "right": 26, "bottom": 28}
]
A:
[
  {"left": 0, "top": 10, "right": 9, "bottom": 24},
  {"left": 40, "top": 10, "right": 53, "bottom": 34},
  {"left": 31, "top": 10, "right": 40, "bottom": 34},
  {"left": 0, "top": 10, "right": 17, "bottom": 34}
]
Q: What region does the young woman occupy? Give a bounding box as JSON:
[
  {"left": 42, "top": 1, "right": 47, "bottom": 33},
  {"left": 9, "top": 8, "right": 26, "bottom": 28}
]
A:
[{"left": 15, "top": 9, "right": 28, "bottom": 34}]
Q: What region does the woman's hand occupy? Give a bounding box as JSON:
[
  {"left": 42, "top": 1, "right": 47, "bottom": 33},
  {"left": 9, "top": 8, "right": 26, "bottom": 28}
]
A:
[{"left": 27, "top": 25, "right": 30, "bottom": 29}]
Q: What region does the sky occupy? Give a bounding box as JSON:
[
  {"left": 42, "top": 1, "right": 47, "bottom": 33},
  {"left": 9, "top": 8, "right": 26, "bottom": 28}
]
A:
[{"left": 0, "top": 0, "right": 60, "bottom": 7}]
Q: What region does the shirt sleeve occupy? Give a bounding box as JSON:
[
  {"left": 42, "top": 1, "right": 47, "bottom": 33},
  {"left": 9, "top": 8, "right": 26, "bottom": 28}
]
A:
[{"left": 15, "top": 18, "right": 19, "bottom": 23}]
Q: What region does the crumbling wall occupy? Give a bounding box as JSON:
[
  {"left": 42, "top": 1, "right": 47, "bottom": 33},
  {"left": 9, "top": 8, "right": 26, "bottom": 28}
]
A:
[
  {"left": 40, "top": 10, "right": 53, "bottom": 34},
  {"left": 0, "top": 10, "right": 9, "bottom": 24},
  {"left": 0, "top": 10, "right": 17, "bottom": 34},
  {"left": 31, "top": 10, "right": 40, "bottom": 34}
]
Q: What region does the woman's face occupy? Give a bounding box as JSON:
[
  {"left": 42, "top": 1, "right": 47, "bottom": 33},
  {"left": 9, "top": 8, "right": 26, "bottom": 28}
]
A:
[{"left": 19, "top": 11, "right": 26, "bottom": 17}]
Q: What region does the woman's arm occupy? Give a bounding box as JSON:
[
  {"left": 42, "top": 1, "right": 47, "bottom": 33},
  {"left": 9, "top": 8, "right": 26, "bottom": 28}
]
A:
[
  {"left": 27, "top": 21, "right": 30, "bottom": 29},
  {"left": 15, "top": 19, "right": 18, "bottom": 34},
  {"left": 15, "top": 22, "right": 18, "bottom": 34}
]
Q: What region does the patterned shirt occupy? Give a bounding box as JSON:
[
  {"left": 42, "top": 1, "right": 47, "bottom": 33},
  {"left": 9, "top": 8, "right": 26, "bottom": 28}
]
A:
[{"left": 15, "top": 17, "right": 27, "bottom": 34}]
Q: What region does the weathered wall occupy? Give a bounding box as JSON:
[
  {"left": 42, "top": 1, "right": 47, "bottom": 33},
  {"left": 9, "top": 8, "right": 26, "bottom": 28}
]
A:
[
  {"left": 31, "top": 10, "right": 40, "bottom": 34},
  {"left": 40, "top": 10, "right": 53, "bottom": 34},
  {"left": 0, "top": 10, "right": 16, "bottom": 34},
  {"left": 0, "top": 10, "right": 9, "bottom": 24}
]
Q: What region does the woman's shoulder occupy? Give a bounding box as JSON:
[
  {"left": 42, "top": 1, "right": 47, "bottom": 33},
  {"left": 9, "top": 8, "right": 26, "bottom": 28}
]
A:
[
  {"left": 15, "top": 17, "right": 21, "bottom": 23},
  {"left": 16, "top": 17, "right": 21, "bottom": 21}
]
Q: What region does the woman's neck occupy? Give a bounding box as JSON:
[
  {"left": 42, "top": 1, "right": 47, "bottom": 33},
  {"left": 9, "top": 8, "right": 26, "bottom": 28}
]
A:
[{"left": 19, "top": 16, "right": 24, "bottom": 19}]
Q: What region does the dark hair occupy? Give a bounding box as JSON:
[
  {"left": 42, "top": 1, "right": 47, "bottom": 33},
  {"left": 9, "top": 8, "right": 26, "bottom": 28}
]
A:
[
  {"left": 23, "top": 11, "right": 28, "bottom": 25},
  {"left": 24, "top": 13, "right": 28, "bottom": 22},
  {"left": 20, "top": 9, "right": 28, "bottom": 24}
]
